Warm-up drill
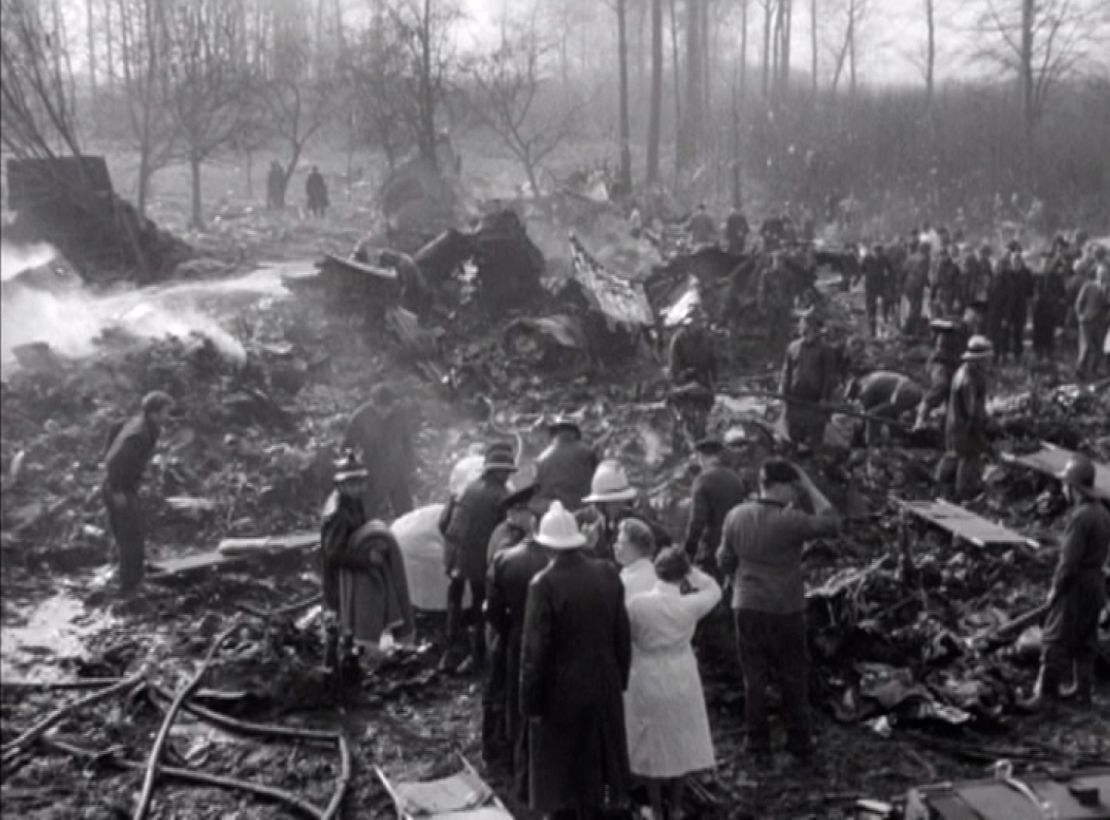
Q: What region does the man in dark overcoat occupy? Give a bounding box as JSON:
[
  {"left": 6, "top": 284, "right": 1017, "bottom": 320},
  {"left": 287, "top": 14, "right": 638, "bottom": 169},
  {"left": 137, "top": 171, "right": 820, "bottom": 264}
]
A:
[
  {"left": 533, "top": 416, "right": 597, "bottom": 512},
  {"left": 520, "top": 502, "right": 632, "bottom": 818}
]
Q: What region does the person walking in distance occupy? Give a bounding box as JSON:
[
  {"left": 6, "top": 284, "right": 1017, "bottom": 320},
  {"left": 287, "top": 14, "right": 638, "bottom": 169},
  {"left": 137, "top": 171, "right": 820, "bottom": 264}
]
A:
[{"left": 102, "top": 391, "right": 175, "bottom": 594}]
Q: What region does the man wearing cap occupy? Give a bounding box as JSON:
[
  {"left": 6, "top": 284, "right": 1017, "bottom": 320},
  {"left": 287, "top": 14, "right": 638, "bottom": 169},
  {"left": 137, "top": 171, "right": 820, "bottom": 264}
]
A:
[
  {"left": 935, "top": 335, "right": 994, "bottom": 501},
  {"left": 582, "top": 459, "right": 673, "bottom": 562},
  {"left": 102, "top": 390, "right": 175, "bottom": 594},
  {"left": 716, "top": 459, "right": 841, "bottom": 766},
  {"left": 687, "top": 203, "right": 717, "bottom": 247},
  {"left": 487, "top": 484, "right": 544, "bottom": 562},
  {"left": 534, "top": 416, "right": 598, "bottom": 512},
  {"left": 913, "top": 316, "right": 968, "bottom": 431},
  {"left": 320, "top": 450, "right": 370, "bottom": 672},
  {"left": 780, "top": 311, "right": 840, "bottom": 451},
  {"left": 684, "top": 439, "right": 748, "bottom": 574},
  {"left": 1075, "top": 260, "right": 1109, "bottom": 380},
  {"left": 668, "top": 308, "right": 719, "bottom": 444},
  {"left": 439, "top": 447, "right": 517, "bottom": 672},
  {"left": 483, "top": 488, "right": 549, "bottom": 789},
  {"left": 343, "top": 384, "right": 416, "bottom": 519},
  {"left": 994, "top": 242, "right": 1035, "bottom": 362},
  {"left": 521, "top": 502, "right": 632, "bottom": 817},
  {"left": 1026, "top": 455, "right": 1110, "bottom": 709},
  {"left": 861, "top": 242, "right": 892, "bottom": 337},
  {"left": 963, "top": 244, "right": 994, "bottom": 308}
]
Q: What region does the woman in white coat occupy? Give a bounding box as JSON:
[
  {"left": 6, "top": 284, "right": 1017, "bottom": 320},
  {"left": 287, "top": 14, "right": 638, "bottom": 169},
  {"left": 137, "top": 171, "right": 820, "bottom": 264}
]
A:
[{"left": 624, "top": 546, "right": 721, "bottom": 820}]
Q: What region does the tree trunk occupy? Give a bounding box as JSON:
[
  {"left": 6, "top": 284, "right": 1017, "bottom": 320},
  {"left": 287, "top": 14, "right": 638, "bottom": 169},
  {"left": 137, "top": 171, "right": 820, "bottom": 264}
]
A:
[
  {"left": 848, "top": 6, "right": 857, "bottom": 100},
  {"left": 137, "top": 150, "right": 151, "bottom": 218},
  {"left": 669, "top": 0, "right": 681, "bottom": 177},
  {"left": 646, "top": 0, "right": 663, "bottom": 185},
  {"left": 810, "top": 0, "right": 817, "bottom": 99},
  {"left": 86, "top": 0, "right": 98, "bottom": 98},
  {"left": 189, "top": 153, "right": 204, "bottom": 229},
  {"left": 781, "top": 0, "right": 792, "bottom": 96},
  {"left": 680, "top": 0, "right": 704, "bottom": 169},
  {"left": 103, "top": 0, "right": 116, "bottom": 92},
  {"left": 740, "top": 0, "right": 748, "bottom": 103},
  {"left": 761, "top": 0, "right": 773, "bottom": 100},
  {"left": 1020, "top": 0, "right": 1035, "bottom": 191},
  {"left": 924, "top": 0, "right": 935, "bottom": 111},
  {"left": 617, "top": 0, "right": 633, "bottom": 193},
  {"left": 418, "top": 0, "right": 439, "bottom": 171}
]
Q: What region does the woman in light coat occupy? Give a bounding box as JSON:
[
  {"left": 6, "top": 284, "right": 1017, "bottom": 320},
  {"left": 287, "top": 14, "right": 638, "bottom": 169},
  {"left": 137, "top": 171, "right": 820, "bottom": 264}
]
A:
[{"left": 624, "top": 547, "right": 720, "bottom": 820}]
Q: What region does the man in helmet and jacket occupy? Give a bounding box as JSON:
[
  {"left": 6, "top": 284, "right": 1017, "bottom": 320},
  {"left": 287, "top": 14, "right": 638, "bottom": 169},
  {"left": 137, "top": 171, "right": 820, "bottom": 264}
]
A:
[
  {"left": 580, "top": 459, "right": 672, "bottom": 563},
  {"left": 668, "top": 305, "right": 718, "bottom": 445},
  {"left": 1025, "top": 454, "right": 1110, "bottom": 709},
  {"left": 935, "top": 335, "right": 994, "bottom": 500}
]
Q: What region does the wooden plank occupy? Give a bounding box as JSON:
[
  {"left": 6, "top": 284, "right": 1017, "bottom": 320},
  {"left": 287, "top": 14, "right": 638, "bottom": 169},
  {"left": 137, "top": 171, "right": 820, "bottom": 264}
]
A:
[
  {"left": 895, "top": 498, "right": 1035, "bottom": 548},
  {"left": 148, "top": 531, "right": 318, "bottom": 579},
  {"left": 1002, "top": 443, "right": 1110, "bottom": 502}
]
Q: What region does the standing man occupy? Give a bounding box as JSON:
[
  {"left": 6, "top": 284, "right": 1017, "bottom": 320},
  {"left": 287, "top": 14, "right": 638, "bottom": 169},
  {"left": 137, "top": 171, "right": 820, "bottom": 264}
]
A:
[
  {"left": 759, "top": 252, "right": 796, "bottom": 352},
  {"left": 521, "top": 501, "right": 632, "bottom": 817},
  {"left": 668, "top": 306, "right": 718, "bottom": 445},
  {"left": 1031, "top": 257, "right": 1067, "bottom": 361},
  {"left": 1026, "top": 454, "right": 1110, "bottom": 709},
  {"left": 913, "top": 317, "right": 968, "bottom": 431},
  {"left": 581, "top": 460, "right": 672, "bottom": 562},
  {"left": 929, "top": 243, "right": 961, "bottom": 318},
  {"left": 484, "top": 490, "right": 548, "bottom": 792},
  {"left": 1075, "top": 260, "right": 1109, "bottom": 381},
  {"left": 997, "top": 242, "right": 1035, "bottom": 362},
  {"left": 343, "top": 384, "right": 416, "bottom": 519},
  {"left": 266, "top": 160, "right": 284, "bottom": 209},
  {"left": 533, "top": 416, "right": 597, "bottom": 512},
  {"left": 683, "top": 438, "right": 748, "bottom": 574},
  {"left": 724, "top": 205, "right": 750, "bottom": 254},
  {"left": 439, "top": 448, "right": 516, "bottom": 672},
  {"left": 902, "top": 241, "right": 930, "bottom": 333},
  {"left": 935, "top": 336, "right": 994, "bottom": 501},
  {"left": 861, "top": 242, "right": 892, "bottom": 337},
  {"left": 102, "top": 390, "right": 175, "bottom": 595},
  {"left": 780, "top": 311, "right": 839, "bottom": 452},
  {"left": 716, "top": 460, "right": 842, "bottom": 767},
  {"left": 687, "top": 203, "right": 717, "bottom": 247},
  {"left": 305, "top": 166, "right": 329, "bottom": 218}
]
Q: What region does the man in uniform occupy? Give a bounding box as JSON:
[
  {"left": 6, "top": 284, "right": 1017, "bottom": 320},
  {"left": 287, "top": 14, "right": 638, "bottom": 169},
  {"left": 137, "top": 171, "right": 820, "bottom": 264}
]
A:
[
  {"left": 914, "top": 317, "right": 968, "bottom": 431},
  {"left": 102, "top": 390, "right": 175, "bottom": 594},
  {"left": 683, "top": 438, "right": 749, "bottom": 574},
  {"left": 929, "top": 243, "right": 961, "bottom": 318},
  {"left": 935, "top": 336, "right": 994, "bottom": 501},
  {"left": 1025, "top": 454, "right": 1110, "bottom": 709},
  {"left": 780, "top": 311, "right": 839, "bottom": 451},
  {"left": 343, "top": 384, "right": 416, "bottom": 519},
  {"left": 668, "top": 306, "right": 718, "bottom": 444},
  {"left": 1075, "top": 259, "right": 1109, "bottom": 380},
  {"left": 320, "top": 450, "right": 369, "bottom": 673},
  {"left": 861, "top": 242, "right": 892, "bottom": 337},
  {"left": 687, "top": 203, "right": 717, "bottom": 246},
  {"left": 533, "top": 416, "right": 597, "bottom": 512},
  {"left": 439, "top": 448, "right": 516, "bottom": 672},
  {"left": 995, "top": 242, "right": 1035, "bottom": 362},
  {"left": 580, "top": 460, "right": 672, "bottom": 562},
  {"left": 717, "top": 459, "right": 842, "bottom": 766},
  {"left": 725, "top": 206, "right": 750, "bottom": 254}
]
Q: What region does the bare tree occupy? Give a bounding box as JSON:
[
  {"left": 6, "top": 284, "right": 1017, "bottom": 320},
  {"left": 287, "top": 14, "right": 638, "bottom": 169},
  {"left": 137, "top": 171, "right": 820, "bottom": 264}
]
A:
[
  {"left": 616, "top": 0, "right": 633, "bottom": 192},
  {"left": 760, "top": 0, "right": 776, "bottom": 100},
  {"left": 0, "top": 0, "right": 83, "bottom": 160},
  {"left": 974, "top": 0, "right": 1106, "bottom": 188},
  {"left": 468, "top": 26, "right": 580, "bottom": 196},
  {"left": 161, "top": 0, "right": 256, "bottom": 228},
  {"left": 679, "top": 0, "right": 707, "bottom": 168},
  {"left": 384, "top": 0, "right": 461, "bottom": 172},
  {"left": 646, "top": 0, "right": 663, "bottom": 184},
  {"left": 828, "top": 0, "right": 867, "bottom": 98},
  {"left": 342, "top": 20, "right": 413, "bottom": 171}
]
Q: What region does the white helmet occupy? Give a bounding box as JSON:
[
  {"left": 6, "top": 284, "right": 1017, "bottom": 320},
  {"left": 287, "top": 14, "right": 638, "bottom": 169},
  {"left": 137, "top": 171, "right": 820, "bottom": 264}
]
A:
[
  {"left": 535, "top": 501, "right": 587, "bottom": 550},
  {"left": 582, "top": 459, "right": 637, "bottom": 504}
]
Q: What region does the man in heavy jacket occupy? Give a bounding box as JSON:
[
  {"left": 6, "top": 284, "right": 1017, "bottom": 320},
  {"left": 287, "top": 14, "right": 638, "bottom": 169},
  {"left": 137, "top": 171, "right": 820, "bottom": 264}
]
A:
[
  {"left": 686, "top": 203, "right": 717, "bottom": 246},
  {"left": 724, "top": 206, "right": 749, "bottom": 254},
  {"left": 717, "top": 459, "right": 841, "bottom": 766},
  {"left": 102, "top": 390, "right": 175, "bottom": 594},
  {"left": 1026, "top": 454, "right": 1110, "bottom": 709},
  {"left": 533, "top": 417, "right": 597, "bottom": 512},
  {"left": 913, "top": 317, "right": 968, "bottom": 431},
  {"left": 343, "top": 384, "right": 415, "bottom": 519},
  {"left": 305, "top": 166, "right": 328, "bottom": 217},
  {"left": 902, "top": 242, "right": 930, "bottom": 333},
  {"left": 521, "top": 502, "right": 632, "bottom": 817},
  {"left": 1031, "top": 261, "right": 1067, "bottom": 360},
  {"left": 668, "top": 307, "right": 718, "bottom": 444},
  {"left": 995, "top": 242, "right": 1035, "bottom": 361},
  {"left": 759, "top": 252, "right": 796, "bottom": 351},
  {"left": 683, "top": 438, "right": 748, "bottom": 574},
  {"left": 320, "top": 451, "right": 370, "bottom": 672},
  {"left": 780, "top": 311, "right": 839, "bottom": 451},
  {"left": 861, "top": 243, "right": 892, "bottom": 337},
  {"left": 484, "top": 494, "right": 549, "bottom": 796},
  {"left": 1075, "top": 261, "right": 1109, "bottom": 380},
  {"left": 440, "top": 448, "right": 516, "bottom": 672},
  {"left": 930, "top": 244, "right": 962, "bottom": 318},
  {"left": 935, "top": 336, "right": 993, "bottom": 501}
]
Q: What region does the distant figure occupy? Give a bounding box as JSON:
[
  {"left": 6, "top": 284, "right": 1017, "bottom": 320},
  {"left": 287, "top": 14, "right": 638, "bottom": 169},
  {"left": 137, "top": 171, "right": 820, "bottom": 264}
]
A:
[
  {"left": 629, "top": 205, "right": 643, "bottom": 239},
  {"left": 533, "top": 416, "right": 598, "bottom": 512},
  {"left": 780, "top": 311, "right": 839, "bottom": 451},
  {"left": 686, "top": 203, "right": 716, "bottom": 246},
  {"left": 724, "top": 206, "right": 749, "bottom": 254},
  {"left": 102, "top": 391, "right": 175, "bottom": 594},
  {"left": 935, "top": 335, "right": 994, "bottom": 501},
  {"left": 306, "top": 166, "right": 329, "bottom": 218},
  {"left": 266, "top": 160, "right": 284, "bottom": 209},
  {"left": 1075, "top": 259, "right": 1109, "bottom": 381}
]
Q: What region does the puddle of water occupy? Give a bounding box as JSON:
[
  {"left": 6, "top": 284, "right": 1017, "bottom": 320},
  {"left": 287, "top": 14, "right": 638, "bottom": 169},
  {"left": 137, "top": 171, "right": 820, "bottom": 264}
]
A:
[{"left": 0, "top": 591, "right": 114, "bottom": 683}]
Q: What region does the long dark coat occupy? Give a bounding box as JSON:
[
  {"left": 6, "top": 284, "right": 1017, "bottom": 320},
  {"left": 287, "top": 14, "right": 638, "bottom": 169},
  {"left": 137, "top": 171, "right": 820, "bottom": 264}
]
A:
[
  {"left": 520, "top": 551, "right": 632, "bottom": 814},
  {"left": 1043, "top": 500, "right": 1110, "bottom": 654}
]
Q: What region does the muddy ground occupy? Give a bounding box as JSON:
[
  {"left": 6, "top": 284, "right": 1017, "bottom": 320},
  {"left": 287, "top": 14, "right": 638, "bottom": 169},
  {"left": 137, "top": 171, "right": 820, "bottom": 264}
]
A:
[{"left": 2, "top": 192, "right": 1109, "bottom": 819}]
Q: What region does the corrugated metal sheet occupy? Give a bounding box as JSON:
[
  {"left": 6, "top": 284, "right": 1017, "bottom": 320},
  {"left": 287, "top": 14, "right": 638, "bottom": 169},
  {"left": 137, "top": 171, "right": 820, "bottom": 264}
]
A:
[
  {"left": 895, "top": 498, "right": 1036, "bottom": 548},
  {"left": 569, "top": 234, "right": 655, "bottom": 326}
]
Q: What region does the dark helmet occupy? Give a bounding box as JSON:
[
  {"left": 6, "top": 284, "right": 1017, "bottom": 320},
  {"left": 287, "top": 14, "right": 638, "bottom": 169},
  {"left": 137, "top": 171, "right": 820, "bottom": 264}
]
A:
[{"left": 1057, "top": 454, "right": 1096, "bottom": 492}]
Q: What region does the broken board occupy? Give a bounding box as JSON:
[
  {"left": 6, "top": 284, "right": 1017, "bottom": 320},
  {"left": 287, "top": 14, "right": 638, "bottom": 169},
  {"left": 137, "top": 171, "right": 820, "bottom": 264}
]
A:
[
  {"left": 375, "top": 754, "right": 511, "bottom": 820},
  {"left": 148, "top": 531, "right": 318, "bottom": 579},
  {"left": 1001, "top": 443, "right": 1110, "bottom": 502},
  {"left": 894, "top": 498, "right": 1037, "bottom": 549}
]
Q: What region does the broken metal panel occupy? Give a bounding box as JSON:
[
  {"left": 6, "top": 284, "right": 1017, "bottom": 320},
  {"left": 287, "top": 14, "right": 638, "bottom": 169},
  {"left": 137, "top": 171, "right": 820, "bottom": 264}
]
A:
[
  {"left": 569, "top": 234, "right": 654, "bottom": 326},
  {"left": 147, "top": 531, "right": 318, "bottom": 578},
  {"left": 905, "top": 769, "right": 1110, "bottom": 820},
  {"left": 1002, "top": 443, "right": 1110, "bottom": 502},
  {"left": 894, "top": 498, "right": 1037, "bottom": 548},
  {"left": 375, "top": 754, "right": 512, "bottom": 819}
]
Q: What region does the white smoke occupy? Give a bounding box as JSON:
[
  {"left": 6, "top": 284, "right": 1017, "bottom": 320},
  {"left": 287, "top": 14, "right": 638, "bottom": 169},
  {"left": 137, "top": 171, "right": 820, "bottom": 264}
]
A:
[{"left": 0, "top": 239, "right": 296, "bottom": 373}]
